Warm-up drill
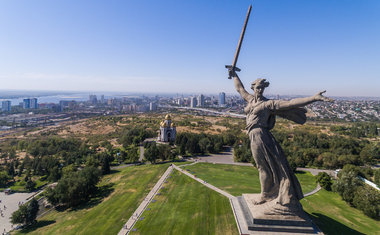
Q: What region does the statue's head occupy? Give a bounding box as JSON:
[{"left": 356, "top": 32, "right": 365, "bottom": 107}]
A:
[{"left": 251, "top": 78, "right": 269, "bottom": 96}]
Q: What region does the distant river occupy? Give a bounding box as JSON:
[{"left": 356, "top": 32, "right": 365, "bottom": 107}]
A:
[{"left": 0, "top": 93, "right": 90, "bottom": 106}]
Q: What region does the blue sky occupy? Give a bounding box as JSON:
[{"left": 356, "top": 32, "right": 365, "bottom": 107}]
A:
[{"left": 0, "top": 0, "right": 379, "bottom": 96}]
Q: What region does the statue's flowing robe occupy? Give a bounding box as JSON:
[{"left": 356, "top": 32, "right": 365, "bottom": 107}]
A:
[{"left": 245, "top": 98, "right": 306, "bottom": 205}]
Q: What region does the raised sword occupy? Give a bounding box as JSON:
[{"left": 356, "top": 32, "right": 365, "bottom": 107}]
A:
[{"left": 225, "top": 4, "right": 252, "bottom": 79}]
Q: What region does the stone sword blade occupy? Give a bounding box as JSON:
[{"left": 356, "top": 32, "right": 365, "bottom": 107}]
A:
[{"left": 226, "top": 4, "right": 252, "bottom": 79}]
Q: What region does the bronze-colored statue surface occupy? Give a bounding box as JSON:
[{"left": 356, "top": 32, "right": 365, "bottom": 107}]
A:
[{"left": 230, "top": 70, "right": 332, "bottom": 208}]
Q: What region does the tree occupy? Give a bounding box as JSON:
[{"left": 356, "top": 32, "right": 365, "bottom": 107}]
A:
[
  {"left": 6, "top": 161, "right": 15, "bottom": 177},
  {"left": 316, "top": 172, "right": 332, "bottom": 191},
  {"left": 199, "top": 138, "right": 210, "bottom": 154},
  {"left": 320, "top": 152, "right": 338, "bottom": 169},
  {"left": 46, "top": 166, "right": 101, "bottom": 207},
  {"left": 0, "top": 171, "right": 10, "bottom": 187},
  {"left": 333, "top": 170, "right": 362, "bottom": 205},
  {"left": 144, "top": 143, "right": 158, "bottom": 164},
  {"left": 353, "top": 186, "right": 380, "bottom": 219},
  {"left": 48, "top": 166, "right": 61, "bottom": 182},
  {"left": 100, "top": 153, "right": 111, "bottom": 175},
  {"left": 11, "top": 198, "right": 39, "bottom": 226},
  {"left": 126, "top": 146, "right": 139, "bottom": 163},
  {"left": 374, "top": 169, "right": 380, "bottom": 187},
  {"left": 25, "top": 179, "right": 36, "bottom": 192},
  {"left": 62, "top": 164, "right": 77, "bottom": 177}
]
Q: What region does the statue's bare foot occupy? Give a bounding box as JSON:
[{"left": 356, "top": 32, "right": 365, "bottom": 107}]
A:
[{"left": 252, "top": 196, "right": 271, "bottom": 205}]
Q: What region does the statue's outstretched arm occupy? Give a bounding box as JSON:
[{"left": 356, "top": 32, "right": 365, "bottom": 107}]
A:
[
  {"left": 274, "top": 91, "right": 333, "bottom": 110},
  {"left": 231, "top": 71, "right": 253, "bottom": 102}
]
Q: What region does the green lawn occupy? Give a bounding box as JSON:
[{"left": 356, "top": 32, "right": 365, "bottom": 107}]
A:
[
  {"left": 183, "top": 163, "right": 316, "bottom": 196},
  {"left": 1, "top": 175, "right": 48, "bottom": 192},
  {"left": 16, "top": 164, "right": 169, "bottom": 235},
  {"left": 295, "top": 170, "right": 317, "bottom": 194},
  {"left": 131, "top": 170, "right": 238, "bottom": 235},
  {"left": 302, "top": 190, "right": 380, "bottom": 235},
  {"left": 182, "top": 163, "right": 379, "bottom": 235},
  {"left": 183, "top": 163, "right": 260, "bottom": 196}
]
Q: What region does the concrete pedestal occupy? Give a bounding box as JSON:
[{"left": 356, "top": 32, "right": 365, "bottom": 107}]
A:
[{"left": 237, "top": 194, "right": 323, "bottom": 234}]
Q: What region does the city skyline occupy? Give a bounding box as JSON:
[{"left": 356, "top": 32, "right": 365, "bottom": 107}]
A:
[{"left": 1, "top": 0, "right": 379, "bottom": 96}]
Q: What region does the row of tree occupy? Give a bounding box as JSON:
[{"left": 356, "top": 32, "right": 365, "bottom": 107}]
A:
[
  {"left": 45, "top": 166, "right": 101, "bottom": 207},
  {"left": 330, "top": 122, "right": 379, "bottom": 138},
  {"left": 144, "top": 142, "right": 175, "bottom": 164},
  {"left": 333, "top": 165, "right": 379, "bottom": 219},
  {"left": 175, "top": 132, "right": 226, "bottom": 156}
]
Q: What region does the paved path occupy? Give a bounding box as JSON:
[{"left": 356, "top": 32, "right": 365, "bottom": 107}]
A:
[
  {"left": 297, "top": 167, "right": 336, "bottom": 178},
  {"left": 139, "top": 145, "right": 144, "bottom": 162},
  {"left": 0, "top": 192, "right": 34, "bottom": 234},
  {"left": 304, "top": 184, "right": 322, "bottom": 197},
  {"left": 358, "top": 176, "right": 380, "bottom": 191},
  {"left": 118, "top": 165, "right": 173, "bottom": 235},
  {"left": 111, "top": 163, "right": 140, "bottom": 170},
  {"left": 195, "top": 147, "right": 251, "bottom": 166}
]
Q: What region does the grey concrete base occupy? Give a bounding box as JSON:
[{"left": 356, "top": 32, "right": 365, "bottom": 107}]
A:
[{"left": 235, "top": 195, "right": 323, "bottom": 234}]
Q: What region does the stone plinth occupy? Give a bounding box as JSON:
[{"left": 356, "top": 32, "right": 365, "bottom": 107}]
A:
[{"left": 238, "top": 194, "right": 322, "bottom": 234}]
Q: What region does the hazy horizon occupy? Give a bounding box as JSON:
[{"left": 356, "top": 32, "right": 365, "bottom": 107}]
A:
[{"left": 1, "top": 89, "right": 380, "bottom": 101}]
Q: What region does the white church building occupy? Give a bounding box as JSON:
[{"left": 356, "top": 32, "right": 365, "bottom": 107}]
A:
[{"left": 158, "top": 114, "right": 176, "bottom": 142}]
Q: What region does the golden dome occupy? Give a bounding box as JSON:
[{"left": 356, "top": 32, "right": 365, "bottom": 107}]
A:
[
  {"left": 165, "top": 114, "right": 171, "bottom": 120},
  {"left": 171, "top": 122, "right": 176, "bottom": 127}
]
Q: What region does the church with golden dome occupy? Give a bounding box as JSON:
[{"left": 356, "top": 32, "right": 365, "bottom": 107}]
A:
[{"left": 158, "top": 114, "right": 176, "bottom": 142}]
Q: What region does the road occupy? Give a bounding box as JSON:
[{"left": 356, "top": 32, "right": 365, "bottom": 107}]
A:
[
  {"left": 195, "top": 147, "right": 251, "bottom": 166},
  {"left": 0, "top": 192, "right": 34, "bottom": 234},
  {"left": 296, "top": 167, "right": 336, "bottom": 178}
]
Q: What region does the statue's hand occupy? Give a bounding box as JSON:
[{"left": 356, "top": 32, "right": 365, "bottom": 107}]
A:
[
  {"left": 229, "top": 69, "right": 238, "bottom": 78},
  {"left": 314, "top": 90, "right": 334, "bottom": 102}
]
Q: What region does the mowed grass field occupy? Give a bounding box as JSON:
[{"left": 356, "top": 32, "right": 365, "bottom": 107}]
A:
[
  {"left": 182, "top": 163, "right": 380, "bottom": 235},
  {"left": 301, "top": 190, "right": 380, "bottom": 235},
  {"left": 183, "top": 163, "right": 317, "bottom": 196},
  {"left": 16, "top": 164, "right": 169, "bottom": 235},
  {"left": 131, "top": 170, "right": 238, "bottom": 235}
]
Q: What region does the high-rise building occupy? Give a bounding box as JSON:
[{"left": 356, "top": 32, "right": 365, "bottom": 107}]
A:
[
  {"left": 89, "top": 95, "right": 97, "bottom": 105},
  {"left": 100, "top": 95, "right": 105, "bottom": 104},
  {"left": 219, "top": 92, "right": 226, "bottom": 107},
  {"left": 197, "top": 94, "right": 204, "bottom": 107},
  {"left": 149, "top": 102, "right": 157, "bottom": 111},
  {"left": 23, "top": 98, "right": 30, "bottom": 109},
  {"left": 190, "top": 97, "right": 197, "bottom": 108},
  {"left": 1, "top": 100, "right": 11, "bottom": 112},
  {"left": 30, "top": 98, "right": 38, "bottom": 109}
]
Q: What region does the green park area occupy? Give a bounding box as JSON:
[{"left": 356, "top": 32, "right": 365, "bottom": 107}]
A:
[
  {"left": 13, "top": 162, "right": 379, "bottom": 235},
  {"left": 15, "top": 164, "right": 168, "bottom": 235},
  {"left": 131, "top": 170, "right": 238, "bottom": 235},
  {"left": 302, "top": 190, "right": 380, "bottom": 235},
  {"left": 182, "top": 162, "right": 380, "bottom": 235},
  {"left": 182, "top": 163, "right": 317, "bottom": 196}
]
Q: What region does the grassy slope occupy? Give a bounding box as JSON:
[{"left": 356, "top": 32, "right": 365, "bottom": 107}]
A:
[
  {"left": 184, "top": 163, "right": 380, "bottom": 235},
  {"left": 183, "top": 163, "right": 260, "bottom": 196},
  {"left": 16, "top": 164, "right": 169, "bottom": 235},
  {"left": 301, "top": 190, "right": 380, "bottom": 235},
  {"left": 131, "top": 170, "right": 238, "bottom": 235},
  {"left": 183, "top": 163, "right": 316, "bottom": 196},
  {"left": 295, "top": 170, "right": 317, "bottom": 194}
]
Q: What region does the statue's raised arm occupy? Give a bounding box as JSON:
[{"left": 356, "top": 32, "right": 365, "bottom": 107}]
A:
[{"left": 229, "top": 70, "right": 254, "bottom": 102}]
